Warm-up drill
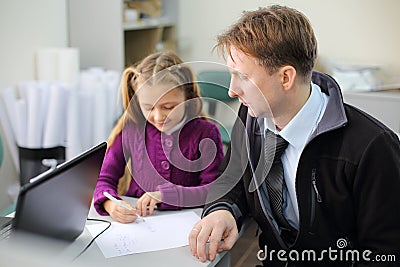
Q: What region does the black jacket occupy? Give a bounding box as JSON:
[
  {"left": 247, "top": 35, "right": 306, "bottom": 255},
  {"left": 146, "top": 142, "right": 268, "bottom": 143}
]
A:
[{"left": 204, "top": 72, "right": 400, "bottom": 266}]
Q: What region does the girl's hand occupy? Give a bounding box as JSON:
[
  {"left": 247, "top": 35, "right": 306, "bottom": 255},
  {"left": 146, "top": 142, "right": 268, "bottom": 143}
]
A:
[
  {"left": 136, "top": 191, "right": 162, "bottom": 216},
  {"left": 104, "top": 199, "right": 139, "bottom": 223}
]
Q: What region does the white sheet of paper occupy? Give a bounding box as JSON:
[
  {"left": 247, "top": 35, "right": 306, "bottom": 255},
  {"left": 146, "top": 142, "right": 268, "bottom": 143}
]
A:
[{"left": 86, "top": 211, "right": 200, "bottom": 258}]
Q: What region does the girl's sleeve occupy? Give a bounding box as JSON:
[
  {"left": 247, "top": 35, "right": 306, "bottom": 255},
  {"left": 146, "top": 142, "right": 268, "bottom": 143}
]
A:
[
  {"left": 93, "top": 133, "right": 127, "bottom": 215},
  {"left": 157, "top": 123, "right": 224, "bottom": 210}
]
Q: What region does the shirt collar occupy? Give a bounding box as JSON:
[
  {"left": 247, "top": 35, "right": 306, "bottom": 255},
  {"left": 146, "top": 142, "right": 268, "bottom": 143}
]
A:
[
  {"left": 265, "top": 83, "right": 325, "bottom": 149},
  {"left": 164, "top": 116, "right": 187, "bottom": 135}
]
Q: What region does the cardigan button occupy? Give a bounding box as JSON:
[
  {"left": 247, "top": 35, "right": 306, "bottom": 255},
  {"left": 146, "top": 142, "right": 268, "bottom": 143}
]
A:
[
  {"left": 161, "top": 160, "right": 170, "bottom": 170},
  {"left": 164, "top": 138, "right": 173, "bottom": 147}
]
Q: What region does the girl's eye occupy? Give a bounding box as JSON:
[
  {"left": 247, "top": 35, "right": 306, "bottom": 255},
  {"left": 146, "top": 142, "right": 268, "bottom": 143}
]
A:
[
  {"left": 163, "top": 106, "right": 174, "bottom": 110},
  {"left": 142, "top": 106, "right": 153, "bottom": 111}
]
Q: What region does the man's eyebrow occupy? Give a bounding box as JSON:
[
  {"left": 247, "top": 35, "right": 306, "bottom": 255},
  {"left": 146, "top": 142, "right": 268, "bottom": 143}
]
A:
[
  {"left": 230, "top": 69, "right": 247, "bottom": 77},
  {"left": 230, "top": 69, "right": 241, "bottom": 75}
]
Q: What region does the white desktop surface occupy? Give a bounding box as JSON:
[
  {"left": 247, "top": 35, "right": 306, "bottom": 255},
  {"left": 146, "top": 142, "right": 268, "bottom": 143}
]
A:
[
  {"left": 1, "top": 197, "right": 230, "bottom": 267},
  {"left": 68, "top": 197, "right": 230, "bottom": 267}
]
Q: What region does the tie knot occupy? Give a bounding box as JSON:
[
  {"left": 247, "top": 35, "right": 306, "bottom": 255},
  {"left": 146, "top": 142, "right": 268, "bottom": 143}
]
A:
[{"left": 265, "top": 130, "right": 289, "bottom": 159}]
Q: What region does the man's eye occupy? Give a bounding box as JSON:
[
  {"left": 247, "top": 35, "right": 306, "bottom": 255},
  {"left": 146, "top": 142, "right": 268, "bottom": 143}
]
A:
[
  {"left": 233, "top": 72, "right": 247, "bottom": 80},
  {"left": 238, "top": 73, "right": 248, "bottom": 80}
]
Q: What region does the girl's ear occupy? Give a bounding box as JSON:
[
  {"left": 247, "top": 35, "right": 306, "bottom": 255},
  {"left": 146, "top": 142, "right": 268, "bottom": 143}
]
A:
[{"left": 279, "top": 66, "right": 296, "bottom": 91}]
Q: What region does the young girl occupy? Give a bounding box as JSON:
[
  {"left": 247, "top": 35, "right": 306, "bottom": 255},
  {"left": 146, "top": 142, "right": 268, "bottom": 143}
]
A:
[{"left": 93, "top": 51, "right": 224, "bottom": 223}]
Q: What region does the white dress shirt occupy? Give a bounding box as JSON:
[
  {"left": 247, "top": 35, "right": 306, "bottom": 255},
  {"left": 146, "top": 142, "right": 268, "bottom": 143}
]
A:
[{"left": 265, "top": 83, "right": 328, "bottom": 229}]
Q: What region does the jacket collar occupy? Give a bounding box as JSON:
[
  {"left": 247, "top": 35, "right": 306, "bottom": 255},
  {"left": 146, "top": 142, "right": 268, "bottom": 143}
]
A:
[
  {"left": 245, "top": 71, "right": 348, "bottom": 187},
  {"left": 309, "top": 71, "right": 348, "bottom": 140},
  {"left": 246, "top": 71, "right": 347, "bottom": 143}
]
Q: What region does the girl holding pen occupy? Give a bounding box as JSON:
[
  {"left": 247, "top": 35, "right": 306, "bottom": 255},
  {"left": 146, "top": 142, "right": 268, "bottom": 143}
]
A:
[{"left": 93, "top": 51, "right": 224, "bottom": 223}]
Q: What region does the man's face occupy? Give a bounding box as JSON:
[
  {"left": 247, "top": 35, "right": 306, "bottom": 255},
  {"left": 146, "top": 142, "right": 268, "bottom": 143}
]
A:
[{"left": 226, "top": 47, "right": 285, "bottom": 118}]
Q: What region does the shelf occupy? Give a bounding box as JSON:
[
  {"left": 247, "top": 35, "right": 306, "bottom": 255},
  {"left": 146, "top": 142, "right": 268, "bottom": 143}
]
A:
[
  {"left": 123, "top": 18, "right": 174, "bottom": 31},
  {"left": 68, "top": 0, "right": 177, "bottom": 71},
  {"left": 123, "top": 17, "right": 176, "bottom": 66}
]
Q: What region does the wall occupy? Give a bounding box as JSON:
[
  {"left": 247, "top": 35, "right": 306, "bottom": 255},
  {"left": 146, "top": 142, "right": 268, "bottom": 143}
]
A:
[
  {"left": 0, "top": 0, "right": 67, "bottom": 210},
  {"left": 177, "top": 0, "right": 400, "bottom": 84},
  {"left": 68, "top": 0, "right": 124, "bottom": 71},
  {"left": 0, "top": 0, "right": 68, "bottom": 89}
]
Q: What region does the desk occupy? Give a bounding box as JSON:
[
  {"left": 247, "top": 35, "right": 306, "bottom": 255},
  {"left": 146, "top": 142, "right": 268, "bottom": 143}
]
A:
[
  {"left": 69, "top": 197, "right": 231, "bottom": 267},
  {"left": 0, "top": 197, "right": 230, "bottom": 267}
]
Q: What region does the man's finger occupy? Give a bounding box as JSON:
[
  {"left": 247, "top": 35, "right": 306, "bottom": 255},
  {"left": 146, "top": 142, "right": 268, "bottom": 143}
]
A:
[
  {"left": 189, "top": 223, "right": 201, "bottom": 258},
  {"left": 196, "top": 225, "right": 212, "bottom": 262},
  {"left": 188, "top": 224, "right": 201, "bottom": 256},
  {"left": 207, "top": 227, "right": 224, "bottom": 262},
  {"left": 219, "top": 230, "right": 238, "bottom": 251}
]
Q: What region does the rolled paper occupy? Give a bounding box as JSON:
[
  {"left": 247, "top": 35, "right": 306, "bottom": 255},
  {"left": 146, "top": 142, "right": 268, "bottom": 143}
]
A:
[
  {"left": 15, "top": 99, "right": 27, "bottom": 147},
  {"left": 36, "top": 48, "right": 58, "bottom": 81},
  {"left": 42, "top": 84, "right": 68, "bottom": 148},
  {"left": 66, "top": 88, "right": 82, "bottom": 160},
  {"left": 26, "top": 83, "right": 43, "bottom": 148},
  {"left": 57, "top": 48, "right": 80, "bottom": 86}
]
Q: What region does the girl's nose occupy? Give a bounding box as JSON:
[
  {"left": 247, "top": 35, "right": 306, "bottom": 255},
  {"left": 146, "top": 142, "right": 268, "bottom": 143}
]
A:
[{"left": 153, "top": 109, "right": 166, "bottom": 122}]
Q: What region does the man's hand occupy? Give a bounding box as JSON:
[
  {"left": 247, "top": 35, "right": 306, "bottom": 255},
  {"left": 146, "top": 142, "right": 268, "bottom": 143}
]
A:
[{"left": 189, "top": 210, "right": 239, "bottom": 262}]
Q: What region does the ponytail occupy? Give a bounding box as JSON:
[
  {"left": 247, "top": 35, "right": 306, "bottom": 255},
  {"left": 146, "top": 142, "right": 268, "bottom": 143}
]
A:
[{"left": 107, "top": 67, "right": 141, "bottom": 148}]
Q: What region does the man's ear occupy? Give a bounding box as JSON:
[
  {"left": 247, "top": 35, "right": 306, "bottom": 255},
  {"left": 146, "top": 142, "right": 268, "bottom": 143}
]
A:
[{"left": 279, "top": 66, "right": 296, "bottom": 91}]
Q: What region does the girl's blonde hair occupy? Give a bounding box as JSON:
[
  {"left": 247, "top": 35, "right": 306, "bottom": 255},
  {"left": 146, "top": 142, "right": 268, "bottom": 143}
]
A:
[
  {"left": 108, "top": 50, "right": 203, "bottom": 146},
  {"left": 107, "top": 51, "right": 204, "bottom": 194}
]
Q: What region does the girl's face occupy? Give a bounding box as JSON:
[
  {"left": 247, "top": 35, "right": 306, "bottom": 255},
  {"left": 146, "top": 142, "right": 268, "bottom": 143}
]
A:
[{"left": 136, "top": 83, "right": 186, "bottom": 133}]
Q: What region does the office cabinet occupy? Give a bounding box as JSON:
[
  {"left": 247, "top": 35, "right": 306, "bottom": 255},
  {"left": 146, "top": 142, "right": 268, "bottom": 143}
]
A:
[
  {"left": 67, "top": 0, "right": 177, "bottom": 72},
  {"left": 343, "top": 90, "right": 400, "bottom": 135}
]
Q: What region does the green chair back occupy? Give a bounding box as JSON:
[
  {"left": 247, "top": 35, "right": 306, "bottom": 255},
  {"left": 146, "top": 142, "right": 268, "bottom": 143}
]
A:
[
  {"left": 197, "top": 71, "right": 231, "bottom": 101},
  {"left": 197, "top": 70, "right": 234, "bottom": 145}
]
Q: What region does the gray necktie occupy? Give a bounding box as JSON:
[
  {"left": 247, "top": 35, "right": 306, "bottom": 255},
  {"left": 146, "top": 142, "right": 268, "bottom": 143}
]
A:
[{"left": 263, "top": 130, "right": 297, "bottom": 243}]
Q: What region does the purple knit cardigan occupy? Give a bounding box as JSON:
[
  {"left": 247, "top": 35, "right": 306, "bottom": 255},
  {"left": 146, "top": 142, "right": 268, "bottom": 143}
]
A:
[{"left": 93, "top": 118, "right": 224, "bottom": 215}]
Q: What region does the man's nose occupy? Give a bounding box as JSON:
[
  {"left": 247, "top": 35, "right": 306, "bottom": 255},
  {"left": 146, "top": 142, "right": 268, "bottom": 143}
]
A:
[{"left": 228, "top": 80, "right": 240, "bottom": 98}]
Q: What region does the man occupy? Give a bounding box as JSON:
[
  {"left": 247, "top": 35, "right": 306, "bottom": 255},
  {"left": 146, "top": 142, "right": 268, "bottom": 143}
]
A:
[{"left": 189, "top": 5, "right": 400, "bottom": 267}]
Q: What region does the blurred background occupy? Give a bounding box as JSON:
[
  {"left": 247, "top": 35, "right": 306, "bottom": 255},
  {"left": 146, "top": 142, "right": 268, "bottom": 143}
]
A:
[{"left": 1, "top": 0, "right": 399, "bottom": 234}]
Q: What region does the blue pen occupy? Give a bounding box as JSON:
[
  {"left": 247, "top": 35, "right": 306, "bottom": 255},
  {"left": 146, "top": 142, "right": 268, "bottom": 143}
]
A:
[{"left": 103, "top": 192, "right": 145, "bottom": 221}]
